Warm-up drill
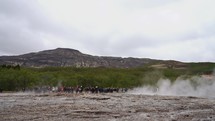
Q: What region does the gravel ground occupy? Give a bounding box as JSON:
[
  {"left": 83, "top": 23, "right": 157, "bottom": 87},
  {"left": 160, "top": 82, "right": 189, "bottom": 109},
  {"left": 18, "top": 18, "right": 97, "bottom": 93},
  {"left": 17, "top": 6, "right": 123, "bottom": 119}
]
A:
[{"left": 0, "top": 92, "right": 215, "bottom": 121}]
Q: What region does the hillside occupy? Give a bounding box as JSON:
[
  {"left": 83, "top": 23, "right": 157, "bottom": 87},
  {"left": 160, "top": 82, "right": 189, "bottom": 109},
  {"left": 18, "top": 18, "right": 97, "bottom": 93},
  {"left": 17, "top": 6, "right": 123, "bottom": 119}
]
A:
[
  {"left": 0, "top": 48, "right": 172, "bottom": 68},
  {"left": 1, "top": 48, "right": 215, "bottom": 91}
]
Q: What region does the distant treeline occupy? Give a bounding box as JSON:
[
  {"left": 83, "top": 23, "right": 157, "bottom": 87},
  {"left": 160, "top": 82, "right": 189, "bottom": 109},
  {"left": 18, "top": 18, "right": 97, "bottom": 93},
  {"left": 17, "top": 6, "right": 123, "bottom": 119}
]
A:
[
  {"left": 1, "top": 64, "right": 20, "bottom": 70},
  {"left": 0, "top": 63, "right": 215, "bottom": 91}
]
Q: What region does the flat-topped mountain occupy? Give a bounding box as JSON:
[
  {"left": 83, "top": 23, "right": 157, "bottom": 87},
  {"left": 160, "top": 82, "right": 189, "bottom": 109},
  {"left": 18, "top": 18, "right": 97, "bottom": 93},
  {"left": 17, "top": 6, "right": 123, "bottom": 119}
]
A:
[{"left": 0, "top": 48, "right": 184, "bottom": 68}]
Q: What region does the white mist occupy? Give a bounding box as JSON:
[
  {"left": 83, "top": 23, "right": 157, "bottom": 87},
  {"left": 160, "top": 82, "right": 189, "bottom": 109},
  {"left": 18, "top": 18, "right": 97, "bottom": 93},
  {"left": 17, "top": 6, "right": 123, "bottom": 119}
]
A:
[{"left": 129, "top": 75, "right": 215, "bottom": 98}]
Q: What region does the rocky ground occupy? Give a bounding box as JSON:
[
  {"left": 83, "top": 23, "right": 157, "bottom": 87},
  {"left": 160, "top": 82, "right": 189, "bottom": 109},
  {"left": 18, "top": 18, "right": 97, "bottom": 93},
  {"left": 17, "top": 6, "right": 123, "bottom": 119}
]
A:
[{"left": 0, "top": 92, "right": 215, "bottom": 121}]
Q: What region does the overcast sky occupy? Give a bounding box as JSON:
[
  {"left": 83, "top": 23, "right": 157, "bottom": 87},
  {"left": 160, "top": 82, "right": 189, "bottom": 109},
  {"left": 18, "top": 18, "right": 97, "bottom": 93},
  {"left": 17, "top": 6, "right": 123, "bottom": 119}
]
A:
[{"left": 0, "top": 0, "right": 215, "bottom": 62}]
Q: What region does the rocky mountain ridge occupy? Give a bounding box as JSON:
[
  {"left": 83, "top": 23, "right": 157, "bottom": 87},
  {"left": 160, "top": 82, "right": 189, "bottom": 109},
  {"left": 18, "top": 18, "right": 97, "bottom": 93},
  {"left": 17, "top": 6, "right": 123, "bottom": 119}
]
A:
[{"left": 0, "top": 48, "right": 183, "bottom": 68}]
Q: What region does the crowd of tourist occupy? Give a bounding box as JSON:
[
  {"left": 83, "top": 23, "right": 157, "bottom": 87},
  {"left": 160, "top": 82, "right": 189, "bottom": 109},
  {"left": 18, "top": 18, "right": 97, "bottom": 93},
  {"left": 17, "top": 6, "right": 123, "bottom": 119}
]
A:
[{"left": 31, "top": 86, "right": 128, "bottom": 93}]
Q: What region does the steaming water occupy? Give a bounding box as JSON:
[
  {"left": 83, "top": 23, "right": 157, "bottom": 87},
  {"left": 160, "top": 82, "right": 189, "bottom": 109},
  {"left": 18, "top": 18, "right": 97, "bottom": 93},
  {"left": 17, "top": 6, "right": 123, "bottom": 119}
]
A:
[{"left": 129, "top": 75, "right": 215, "bottom": 99}]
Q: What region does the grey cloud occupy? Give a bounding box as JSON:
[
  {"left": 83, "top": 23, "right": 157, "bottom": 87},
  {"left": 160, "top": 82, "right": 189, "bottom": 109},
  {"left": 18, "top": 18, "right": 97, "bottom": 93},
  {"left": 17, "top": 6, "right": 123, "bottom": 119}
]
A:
[
  {"left": 0, "top": 0, "right": 76, "bottom": 55},
  {"left": 0, "top": 1, "right": 44, "bottom": 54},
  {"left": 0, "top": 18, "right": 44, "bottom": 54},
  {"left": 176, "top": 24, "right": 215, "bottom": 42},
  {"left": 79, "top": 34, "right": 161, "bottom": 58},
  {"left": 0, "top": 0, "right": 215, "bottom": 62},
  {"left": 122, "top": 0, "right": 179, "bottom": 9},
  {"left": 105, "top": 37, "right": 157, "bottom": 56},
  {"left": 0, "top": 0, "right": 47, "bottom": 28}
]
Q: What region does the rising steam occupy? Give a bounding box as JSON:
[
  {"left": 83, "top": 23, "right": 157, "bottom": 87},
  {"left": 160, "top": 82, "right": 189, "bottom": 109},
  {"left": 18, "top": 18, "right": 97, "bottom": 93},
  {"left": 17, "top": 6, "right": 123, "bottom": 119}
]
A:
[{"left": 128, "top": 73, "right": 215, "bottom": 99}]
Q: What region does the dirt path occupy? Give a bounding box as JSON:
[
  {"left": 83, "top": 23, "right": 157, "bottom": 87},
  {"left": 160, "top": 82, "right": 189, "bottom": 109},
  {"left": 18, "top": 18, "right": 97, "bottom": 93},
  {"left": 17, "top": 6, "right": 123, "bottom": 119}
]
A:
[{"left": 0, "top": 93, "right": 215, "bottom": 121}]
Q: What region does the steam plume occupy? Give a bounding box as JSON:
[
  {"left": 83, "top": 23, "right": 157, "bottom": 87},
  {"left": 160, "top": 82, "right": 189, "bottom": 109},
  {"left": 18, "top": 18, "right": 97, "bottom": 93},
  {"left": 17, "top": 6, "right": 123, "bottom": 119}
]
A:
[{"left": 129, "top": 74, "right": 215, "bottom": 98}]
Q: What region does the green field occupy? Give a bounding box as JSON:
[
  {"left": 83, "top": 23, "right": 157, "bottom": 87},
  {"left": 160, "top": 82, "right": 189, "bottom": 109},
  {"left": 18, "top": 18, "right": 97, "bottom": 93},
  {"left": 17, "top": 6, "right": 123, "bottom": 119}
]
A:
[{"left": 0, "top": 63, "right": 215, "bottom": 91}]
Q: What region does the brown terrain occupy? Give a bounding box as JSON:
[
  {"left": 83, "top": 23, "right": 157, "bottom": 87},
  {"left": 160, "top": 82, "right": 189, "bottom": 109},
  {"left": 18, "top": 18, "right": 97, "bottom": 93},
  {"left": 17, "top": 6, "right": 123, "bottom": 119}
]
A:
[
  {"left": 0, "top": 48, "right": 184, "bottom": 68},
  {"left": 0, "top": 92, "right": 215, "bottom": 121}
]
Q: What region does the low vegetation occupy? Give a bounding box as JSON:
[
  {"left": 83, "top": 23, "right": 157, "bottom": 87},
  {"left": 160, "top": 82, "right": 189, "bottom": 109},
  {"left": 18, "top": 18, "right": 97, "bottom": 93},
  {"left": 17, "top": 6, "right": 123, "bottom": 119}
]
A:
[{"left": 0, "top": 63, "right": 215, "bottom": 91}]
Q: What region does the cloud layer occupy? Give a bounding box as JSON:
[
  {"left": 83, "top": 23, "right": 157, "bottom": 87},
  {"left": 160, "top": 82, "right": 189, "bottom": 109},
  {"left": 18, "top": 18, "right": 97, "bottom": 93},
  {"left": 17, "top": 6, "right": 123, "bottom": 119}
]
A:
[{"left": 0, "top": 0, "right": 215, "bottom": 62}]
